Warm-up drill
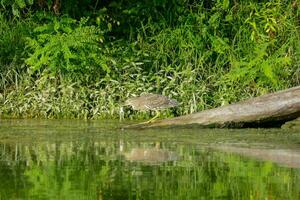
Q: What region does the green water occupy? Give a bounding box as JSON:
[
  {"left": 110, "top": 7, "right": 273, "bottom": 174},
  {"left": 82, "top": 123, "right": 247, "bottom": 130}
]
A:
[{"left": 0, "top": 119, "right": 300, "bottom": 200}]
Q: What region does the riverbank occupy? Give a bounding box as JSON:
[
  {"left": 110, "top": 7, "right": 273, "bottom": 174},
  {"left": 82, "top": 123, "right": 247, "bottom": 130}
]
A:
[{"left": 0, "top": 1, "right": 299, "bottom": 119}]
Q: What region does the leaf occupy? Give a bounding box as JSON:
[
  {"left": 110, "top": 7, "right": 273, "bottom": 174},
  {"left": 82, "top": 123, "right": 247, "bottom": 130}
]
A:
[
  {"left": 15, "top": 0, "right": 26, "bottom": 8},
  {"left": 34, "top": 24, "right": 52, "bottom": 33},
  {"left": 54, "top": 19, "right": 60, "bottom": 33},
  {"left": 12, "top": 5, "right": 20, "bottom": 17},
  {"left": 210, "top": 36, "right": 230, "bottom": 54},
  {"left": 262, "top": 61, "right": 277, "bottom": 85},
  {"left": 27, "top": 0, "right": 34, "bottom": 5},
  {"left": 223, "top": 0, "right": 230, "bottom": 9}
]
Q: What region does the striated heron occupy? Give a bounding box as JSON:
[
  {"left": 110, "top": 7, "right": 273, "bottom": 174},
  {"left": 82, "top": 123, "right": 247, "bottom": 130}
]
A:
[{"left": 124, "top": 93, "right": 179, "bottom": 123}]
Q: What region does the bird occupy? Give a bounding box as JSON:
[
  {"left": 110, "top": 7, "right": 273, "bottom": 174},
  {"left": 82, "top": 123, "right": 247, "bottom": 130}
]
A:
[{"left": 123, "top": 93, "right": 179, "bottom": 123}]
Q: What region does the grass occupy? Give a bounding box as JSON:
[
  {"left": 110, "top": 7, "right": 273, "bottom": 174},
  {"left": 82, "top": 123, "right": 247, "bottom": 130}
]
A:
[{"left": 0, "top": 1, "right": 299, "bottom": 120}]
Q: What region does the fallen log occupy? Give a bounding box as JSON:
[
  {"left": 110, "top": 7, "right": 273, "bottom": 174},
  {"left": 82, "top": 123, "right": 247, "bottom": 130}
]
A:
[{"left": 125, "top": 86, "right": 300, "bottom": 129}]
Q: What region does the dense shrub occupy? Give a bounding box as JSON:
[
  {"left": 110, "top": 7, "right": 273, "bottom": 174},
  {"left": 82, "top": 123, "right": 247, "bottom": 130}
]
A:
[{"left": 0, "top": 0, "right": 299, "bottom": 119}]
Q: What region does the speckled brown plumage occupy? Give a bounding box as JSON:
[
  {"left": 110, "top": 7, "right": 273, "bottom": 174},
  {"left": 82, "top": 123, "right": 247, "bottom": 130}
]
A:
[{"left": 124, "top": 93, "right": 178, "bottom": 111}]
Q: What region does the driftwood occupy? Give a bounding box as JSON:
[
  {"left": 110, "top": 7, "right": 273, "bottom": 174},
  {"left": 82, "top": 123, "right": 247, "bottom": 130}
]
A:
[{"left": 126, "top": 86, "right": 300, "bottom": 129}]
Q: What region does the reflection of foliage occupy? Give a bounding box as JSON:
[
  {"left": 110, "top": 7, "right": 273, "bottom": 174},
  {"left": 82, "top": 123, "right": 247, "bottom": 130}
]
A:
[{"left": 0, "top": 140, "right": 299, "bottom": 200}]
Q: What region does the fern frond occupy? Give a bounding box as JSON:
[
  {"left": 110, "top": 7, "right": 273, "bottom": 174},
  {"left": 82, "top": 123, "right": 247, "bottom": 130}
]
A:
[{"left": 25, "top": 17, "right": 108, "bottom": 76}]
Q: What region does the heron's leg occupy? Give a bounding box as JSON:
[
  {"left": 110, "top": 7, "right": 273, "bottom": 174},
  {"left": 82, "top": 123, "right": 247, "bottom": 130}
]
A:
[
  {"left": 145, "top": 110, "right": 160, "bottom": 123},
  {"left": 119, "top": 107, "right": 124, "bottom": 121}
]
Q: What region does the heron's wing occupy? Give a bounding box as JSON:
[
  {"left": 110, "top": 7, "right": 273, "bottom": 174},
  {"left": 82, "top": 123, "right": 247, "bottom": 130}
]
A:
[{"left": 144, "top": 94, "right": 178, "bottom": 109}]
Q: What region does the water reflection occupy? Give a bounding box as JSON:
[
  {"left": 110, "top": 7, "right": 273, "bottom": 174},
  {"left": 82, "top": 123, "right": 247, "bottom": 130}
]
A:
[
  {"left": 123, "top": 142, "right": 178, "bottom": 164},
  {"left": 0, "top": 119, "right": 299, "bottom": 200},
  {"left": 214, "top": 145, "right": 300, "bottom": 168}
]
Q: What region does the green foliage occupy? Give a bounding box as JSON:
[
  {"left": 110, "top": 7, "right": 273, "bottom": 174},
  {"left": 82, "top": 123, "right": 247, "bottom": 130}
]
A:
[
  {"left": 0, "top": 0, "right": 299, "bottom": 119},
  {"left": 25, "top": 16, "right": 108, "bottom": 77},
  {"left": 0, "top": 13, "right": 36, "bottom": 93},
  {"left": 0, "top": 0, "right": 33, "bottom": 17},
  {"left": 228, "top": 42, "right": 291, "bottom": 88},
  {"left": 224, "top": 0, "right": 297, "bottom": 89},
  {"left": 0, "top": 12, "right": 32, "bottom": 66}
]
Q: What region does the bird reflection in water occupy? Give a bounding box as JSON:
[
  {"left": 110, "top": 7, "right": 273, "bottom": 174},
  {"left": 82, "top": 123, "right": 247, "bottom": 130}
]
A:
[{"left": 120, "top": 142, "right": 179, "bottom": 164}]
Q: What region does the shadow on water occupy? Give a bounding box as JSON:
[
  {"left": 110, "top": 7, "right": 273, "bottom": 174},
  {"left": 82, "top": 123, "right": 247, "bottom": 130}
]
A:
[{"left": 0, "top": 119, "right": 300, "bottom": 200}]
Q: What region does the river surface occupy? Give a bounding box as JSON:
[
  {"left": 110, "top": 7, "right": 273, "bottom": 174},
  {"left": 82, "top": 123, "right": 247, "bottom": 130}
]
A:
[{"left": 0, "top": 119, "right": 299, "bottom": 200}]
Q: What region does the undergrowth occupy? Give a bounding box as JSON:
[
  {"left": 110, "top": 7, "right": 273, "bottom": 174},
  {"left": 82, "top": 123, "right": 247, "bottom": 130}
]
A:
[{"left": 0, "top": 0, "right": 299, "bottom": 120}]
